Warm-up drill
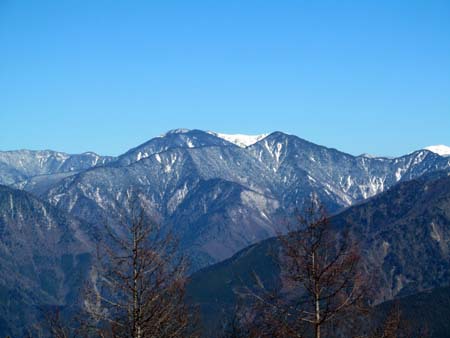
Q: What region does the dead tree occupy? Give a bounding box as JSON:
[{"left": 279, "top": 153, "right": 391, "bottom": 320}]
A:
[
  {"left": 83, "top": 207, "right": 198, "bottom": 338},
  {"left": 248, "top": 203, "right": 366, "bottom": 338}
]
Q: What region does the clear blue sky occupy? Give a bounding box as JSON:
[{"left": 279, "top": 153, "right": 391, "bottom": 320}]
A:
[{"left": 1, "top": 0, "right": 449, "bottom": 157}]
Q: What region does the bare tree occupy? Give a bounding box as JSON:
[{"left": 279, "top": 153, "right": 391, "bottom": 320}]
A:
[
  {"left": 83, "top": 207, "right": 198, "bottom": 338},
  {"left": 369, "top": 302, "right": 429, "bottom": 338},
  {"left": 26, "top": 306, "right": 87, "bottom": 338},
  {"left": 219, "top": 305, "right": 252, "bottom": 338},
  {"left": 248, "top": 203, "right": 366, "bottom": 338}
]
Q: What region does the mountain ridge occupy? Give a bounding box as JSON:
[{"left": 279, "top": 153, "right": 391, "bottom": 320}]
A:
[
  {"left": 1, "top": 130, "right": 450, "bottom": 270},
  {"left": 33, "top": 130, "right": 450, "bottom": 269}
]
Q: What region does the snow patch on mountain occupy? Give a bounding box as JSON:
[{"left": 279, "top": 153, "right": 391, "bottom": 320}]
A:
[
  {"left": 424, "top": 145, "right": 450, "bottom": 157},
  {"left": 136, "top": 151, "right": 149, "bottom": 161},
  {"left": 207, "top": 131, "right": 269, "bottom": 148},
  {"left": 168, "top": 183, "right": 189, "bottom": 214}
]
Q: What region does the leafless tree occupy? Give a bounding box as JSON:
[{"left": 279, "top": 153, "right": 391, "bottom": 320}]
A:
[
  {"left": 369, "top": 302, "right": 429, "bottom": 338},
  {"left": 247, "top": 202, "right": 366, "bottom": 338},
  {"left": 219, "top": 305, "right": 252, "bottom": 338},
  {"left": 26, "top": 306, "right": 87, "bottom": 338},
  {"left": 83, "top": 207, "right": 198, "bottom": 338},
  {"left": 43, "top": 308, "right": 74, "bottom": 338}
]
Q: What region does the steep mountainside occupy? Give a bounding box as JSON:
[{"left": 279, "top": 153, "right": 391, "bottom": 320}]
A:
[
  {"left": 248, "top": 132, "right": 450, "bottom": 205},
  {"left": 45, "top": 143, "right": 282, "bottom": 269},
  {"left": 334, "top": 170, "right": 450, "bottom": 301},
  {"left": 187, "top": 170, "right": 450, "bottom": 334},
  {"left": 0, "top": 185, "right": 93, "bottom": 336},
  {"left": 41, "top": 130, "right": 450, "bottom": 268}
]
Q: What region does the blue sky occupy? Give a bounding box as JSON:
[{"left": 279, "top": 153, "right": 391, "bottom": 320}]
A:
[{"left": 1, "top": 0, "right": 449, "bottom": 157}]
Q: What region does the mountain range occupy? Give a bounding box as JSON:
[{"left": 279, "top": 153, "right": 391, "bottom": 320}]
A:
[
  {"left": 6, "top": 129, "right": 449, "bottom": 268},
  {"left": 1, "top": 129, "right": 450, "bottom": 336}
]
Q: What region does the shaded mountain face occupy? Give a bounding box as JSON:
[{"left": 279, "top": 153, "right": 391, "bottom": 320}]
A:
[
  {"left": 187, "top": 171, "right": 450, "bottom": 334},
  {"left": 0, "top": 149, "right": 114, "bottom": 186},
  {"left": 334, "top": 170, "right": 450, "bottom": 301},
  {"left": 39, "top": 130, "right": 450, "bottom": 268},
  {"left": 0, "top": 185, "right": 93, "bottom": 336}
]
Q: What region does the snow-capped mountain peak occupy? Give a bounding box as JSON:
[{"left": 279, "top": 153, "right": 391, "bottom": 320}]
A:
[
  {"left": 207, "top": 131, "right": 269, "bottom": 148},
  {"left": 424, "top": 145, "right": 450, "bottom": 157}
]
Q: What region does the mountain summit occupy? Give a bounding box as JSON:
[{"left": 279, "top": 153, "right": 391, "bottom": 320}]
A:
[
  {"left": 424, "top": 145, "right": 450, "bottom": 157},
  {"left": 207, "top": 131, "right": 269, "bottom": 148}
]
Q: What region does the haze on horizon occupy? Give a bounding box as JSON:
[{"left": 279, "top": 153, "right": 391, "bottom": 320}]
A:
[{"left": 1, "top": 0, "right": 449, "bottom": 157}]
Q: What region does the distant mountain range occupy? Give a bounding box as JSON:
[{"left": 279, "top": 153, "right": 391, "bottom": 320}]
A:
[
  {"left": 1, "top": 129, "right": 450, "bottom": 336},
  {"left": 0, "top": 149, "right": 114, "bottom": 186},
  {"left": 1, "top": 130, "right": 450, "bottom": 269}
]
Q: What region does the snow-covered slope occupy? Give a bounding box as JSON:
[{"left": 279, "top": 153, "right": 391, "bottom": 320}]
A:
[
  {"left": 207, "top": 131, "right": 269, "bottom": 148},
  {"left": 424, "top": 145, "right": 450, "bottom": 157}
]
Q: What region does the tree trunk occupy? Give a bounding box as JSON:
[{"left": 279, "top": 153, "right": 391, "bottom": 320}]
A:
[
  {"left": 313, "top": 251, "right": 321, "bottom": 338},
  {"left": 133, "top": 229, "right": 142, "bottom": 338}
]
